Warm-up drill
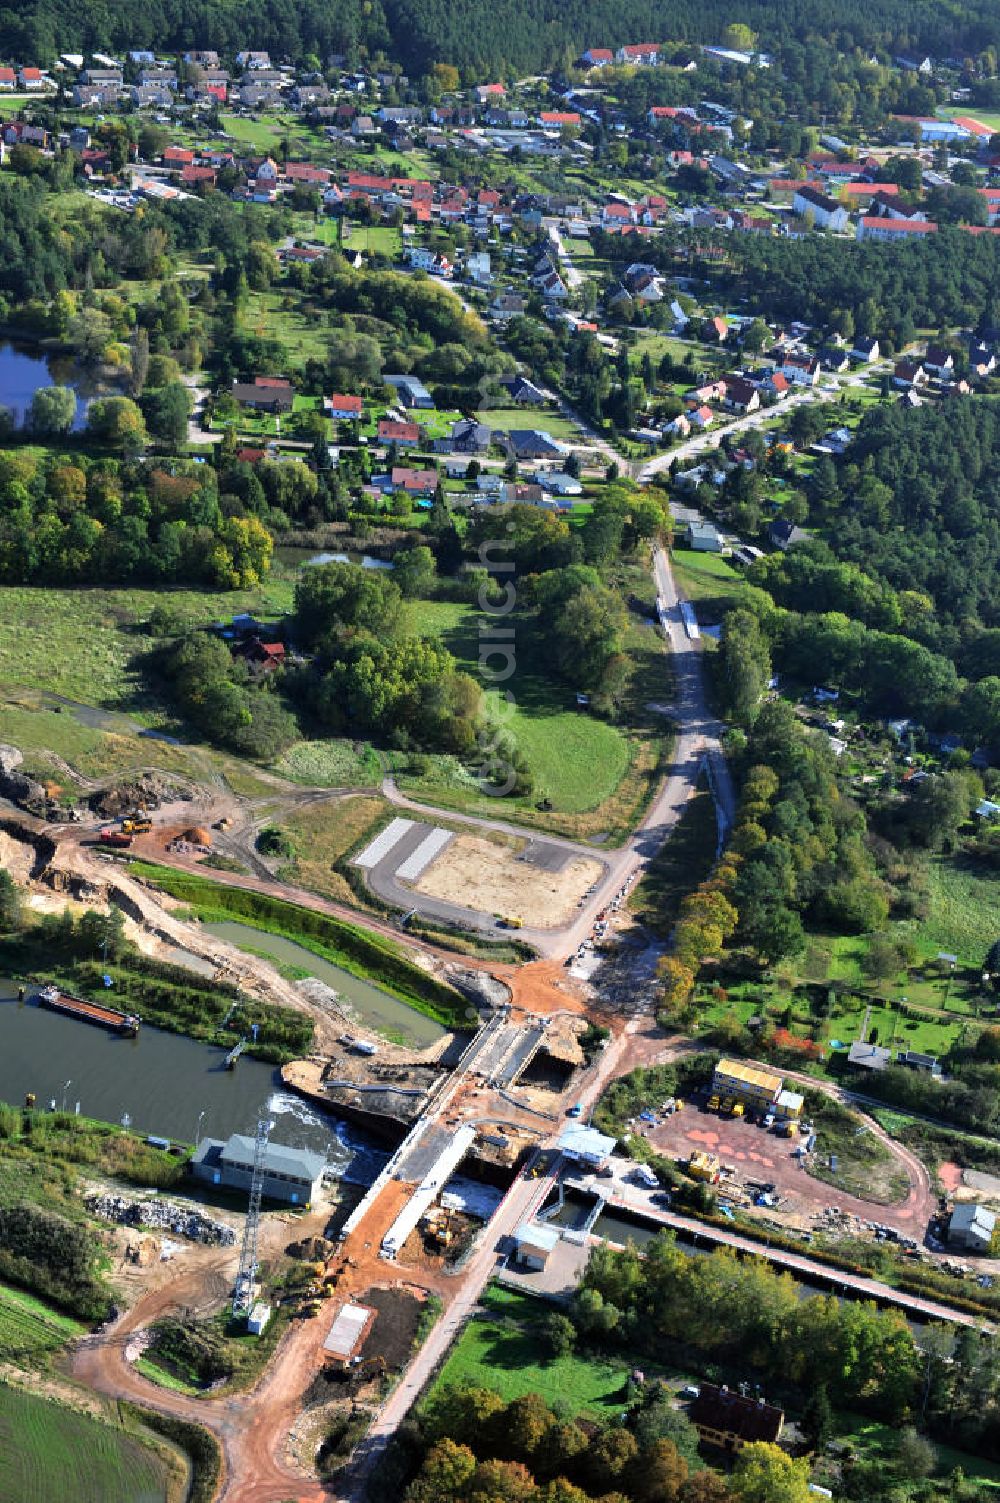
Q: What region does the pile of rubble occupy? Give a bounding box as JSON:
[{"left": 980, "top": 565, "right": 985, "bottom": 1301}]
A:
[
  {"left": 89, "top": 774, "right": 187, "bottom": 819},
  {"left": 87, "top": 1192, "right": 236, "bottom": 1246}
]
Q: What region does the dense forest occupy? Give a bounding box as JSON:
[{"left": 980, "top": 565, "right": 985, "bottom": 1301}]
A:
[
  {"left": 7, "top": 0, "right": 1000, "bottom": 76},
  {"left": 828, "top": 401, "right": 1000, "bottom": 626}
]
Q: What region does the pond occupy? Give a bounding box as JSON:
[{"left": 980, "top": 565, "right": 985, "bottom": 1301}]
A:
[
  {"left": 0, "top": 340, "right": 98, "bottom": 431},
  {"left": 0, "top": 980, "right": 389, "bottom": 1184},
  {"left": 200, "top": 919, "right": 446, "bottom": 1047},
  {"left": 275, "top": 546, "right": 394, "bottom": 571}
]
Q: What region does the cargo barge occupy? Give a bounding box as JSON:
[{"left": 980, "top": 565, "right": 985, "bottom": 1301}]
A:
[{"left": 37, "top": 985, "right": 140, "bottom": 1036}]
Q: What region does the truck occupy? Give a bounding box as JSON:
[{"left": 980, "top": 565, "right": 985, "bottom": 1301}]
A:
[
  {"left": 729, "top": 1101, "right": 745, "bottom": 1118},
  {"left": 122, "top": 816, "right": 152, "bottom": 835},
  {"left": 99, "top": 829, "right": 132, "bottom": 849},
  {"left": 707, "top": 1094, "right": 721, "bottom": 1112}
]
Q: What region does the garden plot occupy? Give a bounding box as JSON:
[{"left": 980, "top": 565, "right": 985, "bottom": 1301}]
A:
[{"left": 412, "top": 832, "right": 603, "bottom": 927}]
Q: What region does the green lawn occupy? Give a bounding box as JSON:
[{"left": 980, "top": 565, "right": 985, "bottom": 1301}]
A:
[
  {"left": 476, "top": 407, "right": 582, "bottom": 440},
  {"left": 431, "top": 1286, "right": 671, "bottom": 1415},
  {"left": 487, "top": 693, "right": 631, "bottom": 813},
  {"left": 343, "top": 225, "right": 402, "bottom": 257},
  {"left": 670, "top": 548, "right": 745, "bottom": 613},
  {"left": 0, "top": 1384, "right": 171, "bottom": 1503}
]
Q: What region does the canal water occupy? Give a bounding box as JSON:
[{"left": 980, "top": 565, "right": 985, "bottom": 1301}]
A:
[
  {"left": 0, "top": 981, "right": 389, "bottom": 1185},
  {"left": 201, "top": 919, "right": 446, "bottom": 1047}
]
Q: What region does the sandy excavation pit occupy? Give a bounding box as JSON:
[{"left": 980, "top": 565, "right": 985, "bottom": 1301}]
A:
[{"left": 413, "top": 834, "right": 603, "bottom": 927}]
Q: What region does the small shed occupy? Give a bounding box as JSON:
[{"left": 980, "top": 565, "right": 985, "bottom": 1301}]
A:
[
  {"left": 775, "top": 1089, "right": 804, "bottom": 1120},
  {"left": 247, "top": 1301, "right": 271, "bottom": 1335},
  {"left": 514, "top": 1221, "right": 560, "bottom": 1270},
  {"left": 322, "top": 1302, "right": 375, "bottom": 1365}
]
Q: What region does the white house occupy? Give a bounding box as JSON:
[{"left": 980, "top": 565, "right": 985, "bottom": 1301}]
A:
[{"left": 792, "top": 185, "right": 850, "bottom": 233}]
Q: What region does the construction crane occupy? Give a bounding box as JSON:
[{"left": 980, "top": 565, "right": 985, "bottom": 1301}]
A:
[{"left": 232, "top": 1117, "right": 273, "bottom": 1321}]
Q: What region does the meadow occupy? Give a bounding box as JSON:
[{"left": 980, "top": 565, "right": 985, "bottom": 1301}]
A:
[{"left": 429, "top": 1285, "right": 678, "bottom": 1415}]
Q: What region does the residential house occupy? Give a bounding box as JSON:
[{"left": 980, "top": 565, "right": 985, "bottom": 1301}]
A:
[
  {"left": 581, "top": 48, "right": 614, "bottom": 67},
  {"left": 390, "top": 466, "right": 438, "bottom": 496},
  {"left": 406, "top": 246, "right": 451, "bottom": 274},
  {"left": 768, "top": 518, "right": 809, "bottom": 550},
  {"left": 615, "top": 43, "right": 660, "bottom": 65},
  {"left": 498, "top": 374, "right": 545, "bottom": 404},
  {"left": 231, "top": 377, "right": 294, "bottom": 414},
  {"left": 687, "top": 520, "right": 724, "bottom": 552},
  {"left": 489, "top": 291, "right": 528, "bottom": 322},
  {"left": 384, "top": 374, "right": 434, "bottom": 409},
  {"left": 0, "top": 67, "right": 14, "bottom": 89},
  {"left": 688, "top": 379, "right": 728, "bottom": 404},
  {"left": 948, "top": 1203, "right": 996, "bottom": 1253},
  {"left": 819, "top": 346, "right": 851, "bottom": 372},
  {"left": 446, "top": 418, "right": 492, "bottom": 454},
  {"left": 722, "top": 376, "right": 760, "bottom": 414},
  {"left": 163, "top": 146, "right": 196, "bottom": 168},
  {"left": 851, "top": 336, "right": 881, "bottom": 362},
  {"left": 846, "top": 1042, "right": 892, "bottom": 1072},
  {"left": 924, "top": 345, "right": 955, "bottom": 376},
  {"left": 284, "top": 161, "right": 331, "bottom": 186},
  {"left": 969, "top": 342, "right": 997, "bottom": 378},
  {"left": 666, "top": 413, "right": 691, "bottom": 438},
  {"left": 792, "top": 184, "right": 850, "bottom": 232},
  {"left": 762, "top": 370, "right": 791, "bottom": 400},
  {"left": 706, "top": 315, "right": 729, "bottom": 342},
  {"left": 327, "top": 394, "right": 364, "bottom": 420},
  {"left": 18, "top": 66, "right": 45, "bottom": 89},
  {"left": 893, "top": 360, "right": 928, "bottom": 389},
  {"left": 537, "top": 471, "right": 583, "bottom": 496},
  {"left": 857, "top": 216, "right": 937, "bottom": 241},
  {"left": 504, "top": 430, "right": 564, "bottom": 461},
  {"left": 778, "top": 353, "right": 820, "bottom": 386},
  {"left": 232, "top": 637, "right": 286, "bottom": 675},
  {"left": 690, "top": 1385, "right": 784, "bottom": 1454},
  {"left": 377, "top": 419, "right": 421, "bottom": 446},
  {"left": 688, "top": 405, "right": 715, "bottom": 430},
  {"left": 466, "top": 251, "right": 492, "bottom": 286},
  {"left": 235, "top": 50, "right": 271, "bottom": 69},
  {"left": 539, "top": 111, "right": 581, "bottom": 129}
]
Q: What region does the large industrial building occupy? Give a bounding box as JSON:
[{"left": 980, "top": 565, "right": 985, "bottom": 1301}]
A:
[{"left": 190, "top": 1133, "right": 327, "bottom": 1206}]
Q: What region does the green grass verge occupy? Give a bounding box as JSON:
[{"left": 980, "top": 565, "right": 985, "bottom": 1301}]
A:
[
  {"left": 0, "top": 1383, "right": 171, "bottom": 1503},
  {"left": 127, "top": 862, "right": 469, "bottom": 1028},
  {"left": 630, "top": 777, "right": 718, "bottom": 938},
  {"left": 133, "top": 1356, "right": 202, "bottom": 1395}
]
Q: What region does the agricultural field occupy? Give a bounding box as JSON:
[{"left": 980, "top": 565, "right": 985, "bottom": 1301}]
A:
[
  {"left": 0, "top": 1284, "right": 84, "bottom": 1360},
  {"left": 0, "top": 1385, "right": 172, "bottom": 1503}
]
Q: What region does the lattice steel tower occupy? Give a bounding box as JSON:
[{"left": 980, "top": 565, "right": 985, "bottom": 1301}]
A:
[{"left": 232, "top": 1117, "right": 273, "bottom": 1320}]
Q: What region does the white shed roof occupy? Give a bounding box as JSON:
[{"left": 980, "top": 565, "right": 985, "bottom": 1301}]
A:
[{"left": 515, "top": 1220, "right": 560, "bottom": 1252}]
